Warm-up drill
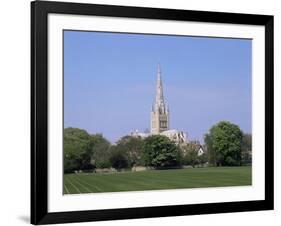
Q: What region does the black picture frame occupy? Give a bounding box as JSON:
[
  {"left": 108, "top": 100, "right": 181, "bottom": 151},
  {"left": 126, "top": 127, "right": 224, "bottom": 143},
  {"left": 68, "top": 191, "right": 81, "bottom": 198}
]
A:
[{"left": 31, "top": 0, "right": 274, "bottom": 224}]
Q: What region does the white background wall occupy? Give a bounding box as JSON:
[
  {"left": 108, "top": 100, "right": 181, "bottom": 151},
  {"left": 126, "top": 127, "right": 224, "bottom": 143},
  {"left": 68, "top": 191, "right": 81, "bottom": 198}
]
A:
[{"left": 0, "top": 0, "right": 279, "bottom": 225}]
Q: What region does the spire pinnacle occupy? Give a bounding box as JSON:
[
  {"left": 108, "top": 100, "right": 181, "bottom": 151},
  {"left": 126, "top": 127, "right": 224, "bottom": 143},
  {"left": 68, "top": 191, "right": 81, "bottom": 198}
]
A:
[
  {"left": 157, "top": 63, "right": 161, "bottom": 75},
  {"left": 155, "top": 64, "right": 165, "bottom": 110}
]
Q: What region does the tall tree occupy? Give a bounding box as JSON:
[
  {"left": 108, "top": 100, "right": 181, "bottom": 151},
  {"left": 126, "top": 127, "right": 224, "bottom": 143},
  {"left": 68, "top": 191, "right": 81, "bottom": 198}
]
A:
[
  {"left": 183, "top": 145, "right": 198, "bottom": 168},
  {"left": 181, "top": 143, "right": 207, "bottom": 167},
  {"left": 90, "top": 134, "right": 111, "bottom": 168},
  {"left": 142, "top": 135, "right": 181, "bottom": 168},
  {"left": 109, "top": 145, "right": 129, "bottom": 170},
  {"left": 116, "top": 136, "right": 144, "bottom": 166},
  {"left": 64, "top": 127, "right": 93, "bottom": 173},
  {"left": 204, "top": 133, "right": 217, "bottom": 166},
  {"left": 204, "top": 121, "right": 243, "bottom": 166}
]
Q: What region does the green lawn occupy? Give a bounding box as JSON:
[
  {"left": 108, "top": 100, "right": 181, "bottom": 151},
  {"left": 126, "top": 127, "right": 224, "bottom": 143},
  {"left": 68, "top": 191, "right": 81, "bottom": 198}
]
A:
[{"left": 64, "top": 166, "right": 251, "bottom": 194}]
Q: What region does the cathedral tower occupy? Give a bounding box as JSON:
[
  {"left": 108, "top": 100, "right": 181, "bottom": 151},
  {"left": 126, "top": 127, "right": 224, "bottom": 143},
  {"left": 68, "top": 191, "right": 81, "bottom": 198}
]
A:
[{"left": 151, "top": 65, "right": 169, "bottom": 134}]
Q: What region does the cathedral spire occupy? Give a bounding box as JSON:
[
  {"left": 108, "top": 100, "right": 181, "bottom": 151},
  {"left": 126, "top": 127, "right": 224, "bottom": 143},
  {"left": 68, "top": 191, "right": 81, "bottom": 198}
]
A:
[
  {"left": 156, "top": 64, "right": 164, "bottom": 107},
  {"left": 151, "top": 64, "right": 169, "bottom": 134}
]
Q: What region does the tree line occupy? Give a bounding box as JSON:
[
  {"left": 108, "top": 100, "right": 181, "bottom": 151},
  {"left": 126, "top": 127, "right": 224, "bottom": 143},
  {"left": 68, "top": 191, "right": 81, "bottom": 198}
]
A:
[{"left": 64, "top": 121, "right": 252, "bottom": 173}]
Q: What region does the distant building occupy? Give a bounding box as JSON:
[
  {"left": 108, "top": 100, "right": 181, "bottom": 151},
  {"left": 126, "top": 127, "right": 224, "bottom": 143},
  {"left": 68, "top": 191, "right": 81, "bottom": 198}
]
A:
[
  {"left": 197, "top": 147, "right": 204, "bottom": 156},
  {"left": 131, "top": 64, "right": 188, "bottom": 144},
  {"left": 161, "top": 130, "right": 188, "bottom": 144},
  {"left": 130, "top": 129, "right": 149, "bottom": 139}
]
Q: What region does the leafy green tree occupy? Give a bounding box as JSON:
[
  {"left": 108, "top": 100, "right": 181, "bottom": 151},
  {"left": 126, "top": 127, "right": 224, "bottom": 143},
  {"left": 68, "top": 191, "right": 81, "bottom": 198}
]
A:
[
  {"left": 198, "top": 152, "right": 208, "bottom": 166},
  {"left": 183, "top": 148, "right": 198, "bottom": 167},
  {"left": 142, "top": 135, "right": 181, "bottom": 168},
  {"left": 241, "top": 133, "right": 252, "bottom": 165},
  {"left": 64, "top": 127, "right": 93, "bottom": 173},
  {"left": 204, "top": 133, "right": 218, "bottom": 166},
  {"left": 109, "top": 146, "right": 129, "bottom": 170},
  {"left": 90, "top": 134, "right": 111, "bottom": 168},
  {"left": 116, "top": 136, "right": 144, "bottom": 166},
  {"left": 181, "top": 143, "right": 208, "bottom": 167},
  {"left": 204, "top": 121, "right": 243, "bottom": 166},
  {"left": 181, "top": 144, "right": 198, "bottom": 167}
]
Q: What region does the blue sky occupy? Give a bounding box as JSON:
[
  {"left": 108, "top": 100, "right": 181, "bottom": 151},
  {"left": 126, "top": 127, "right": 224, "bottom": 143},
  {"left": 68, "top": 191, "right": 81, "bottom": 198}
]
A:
[{"left": 64, "top": 30, "right": 252, "bottom": 143}]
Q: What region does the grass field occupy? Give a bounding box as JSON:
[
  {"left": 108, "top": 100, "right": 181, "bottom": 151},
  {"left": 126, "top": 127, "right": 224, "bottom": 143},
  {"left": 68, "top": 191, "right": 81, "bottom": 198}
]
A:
[{"left": 63, "top": 166, "right": 251, "bottom": 194}]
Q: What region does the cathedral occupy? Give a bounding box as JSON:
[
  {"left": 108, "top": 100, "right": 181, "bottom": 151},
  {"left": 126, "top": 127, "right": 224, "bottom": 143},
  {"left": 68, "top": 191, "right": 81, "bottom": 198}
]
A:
[{"left": 131, "top": 65, "right": 188, "bottom": 144}]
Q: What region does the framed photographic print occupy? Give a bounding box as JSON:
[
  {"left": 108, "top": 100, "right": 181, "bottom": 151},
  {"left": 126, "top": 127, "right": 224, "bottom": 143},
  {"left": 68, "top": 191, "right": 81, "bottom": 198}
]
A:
[{"left": 31, "top": 0, "right": 274, "bottom": 224}]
